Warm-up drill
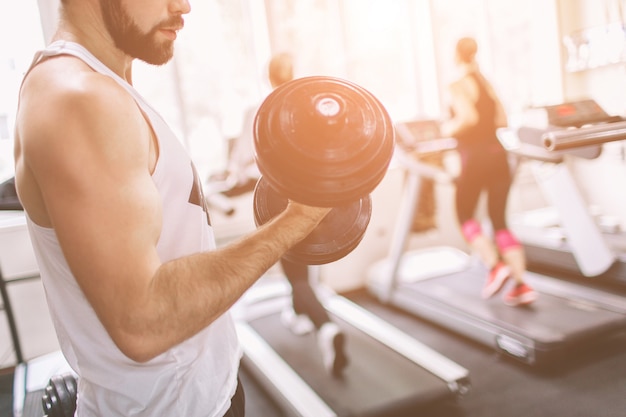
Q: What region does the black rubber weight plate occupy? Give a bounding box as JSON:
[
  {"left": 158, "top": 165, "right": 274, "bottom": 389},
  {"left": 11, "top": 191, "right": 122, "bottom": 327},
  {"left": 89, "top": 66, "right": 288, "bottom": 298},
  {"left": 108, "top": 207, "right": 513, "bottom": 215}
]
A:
[{"left": 253, "top": 177, "right": 371, "bottom": 265}]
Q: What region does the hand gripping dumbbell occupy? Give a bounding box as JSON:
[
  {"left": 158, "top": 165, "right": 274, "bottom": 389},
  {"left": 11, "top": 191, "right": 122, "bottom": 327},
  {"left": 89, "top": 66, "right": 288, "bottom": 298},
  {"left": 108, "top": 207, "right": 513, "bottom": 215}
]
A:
[
  {"left": 253, "top": 76, "right": 395, "bottom": 264},
  {"left": 42, "top": 373, "right": 78, "bottom": 417}
]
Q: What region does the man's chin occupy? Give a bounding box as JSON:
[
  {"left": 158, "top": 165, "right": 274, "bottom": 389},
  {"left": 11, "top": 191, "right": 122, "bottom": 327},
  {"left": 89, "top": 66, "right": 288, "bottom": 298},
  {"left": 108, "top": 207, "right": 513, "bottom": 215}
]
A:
[{"left": 133, "top": 45, "right": 174, "bottom": 66}]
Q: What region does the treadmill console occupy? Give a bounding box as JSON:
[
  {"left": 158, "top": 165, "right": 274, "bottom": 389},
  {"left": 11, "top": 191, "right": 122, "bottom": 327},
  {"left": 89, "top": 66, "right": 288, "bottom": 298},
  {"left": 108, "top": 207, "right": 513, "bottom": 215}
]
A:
[
  {"left": 502, "top": 99, "right": 625, "bottom": 160},
  {"left": 395, "top": 120, "right": 457, "bottom": 155},
  {"left": 542, "top": 99, "right": 620, "bottom": 128}
]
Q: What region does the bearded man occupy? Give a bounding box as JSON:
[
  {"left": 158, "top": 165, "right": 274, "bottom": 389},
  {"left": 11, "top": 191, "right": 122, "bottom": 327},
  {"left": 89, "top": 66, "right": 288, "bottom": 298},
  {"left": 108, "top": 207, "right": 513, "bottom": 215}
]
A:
[{"left": 13, "top": 1, "right": 329, "bottom": 415}]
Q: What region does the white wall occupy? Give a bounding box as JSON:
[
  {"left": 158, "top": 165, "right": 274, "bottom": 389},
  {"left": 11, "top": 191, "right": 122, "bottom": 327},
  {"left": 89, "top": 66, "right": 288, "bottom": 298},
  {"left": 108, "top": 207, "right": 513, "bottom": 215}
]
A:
[{"left": 556, "top": 0, "right": 626, "bottom": 229}]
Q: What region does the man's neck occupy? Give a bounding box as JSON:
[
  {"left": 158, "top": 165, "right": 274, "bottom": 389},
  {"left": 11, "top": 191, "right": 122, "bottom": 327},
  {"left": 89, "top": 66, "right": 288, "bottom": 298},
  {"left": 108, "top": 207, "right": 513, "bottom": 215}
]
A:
[{"left": 53, "top": 5, "right": 134, "bottom": 82}]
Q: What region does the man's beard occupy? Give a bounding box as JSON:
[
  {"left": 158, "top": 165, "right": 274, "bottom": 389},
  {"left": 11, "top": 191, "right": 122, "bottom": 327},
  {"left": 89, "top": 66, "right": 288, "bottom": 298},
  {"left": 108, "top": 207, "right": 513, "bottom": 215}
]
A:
[{"left": 100, "top": 0, "right": 179, "bottom": 66}]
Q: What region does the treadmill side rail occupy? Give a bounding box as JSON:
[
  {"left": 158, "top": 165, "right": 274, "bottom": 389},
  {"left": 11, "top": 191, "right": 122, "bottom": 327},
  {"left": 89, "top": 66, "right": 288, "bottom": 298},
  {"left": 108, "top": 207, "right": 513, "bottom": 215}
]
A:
[
  {"left": 323, "top": 294, "right": 471, "bottom": 395},
  {"left": 236, "top": 322, "right": 337, "bottom": 417}
]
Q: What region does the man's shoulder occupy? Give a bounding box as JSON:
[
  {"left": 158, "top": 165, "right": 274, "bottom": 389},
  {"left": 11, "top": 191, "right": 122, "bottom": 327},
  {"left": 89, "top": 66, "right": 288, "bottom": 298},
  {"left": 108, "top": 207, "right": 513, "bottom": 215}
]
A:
[
  {"left": 16, "top": 60, "right": 144, "bottom": 170},
  {"left": 27, "top": 57, "right": 123, "bottom": 103},
  {"left": 20, "top": 58, "right": 134, "bottom": 131}
]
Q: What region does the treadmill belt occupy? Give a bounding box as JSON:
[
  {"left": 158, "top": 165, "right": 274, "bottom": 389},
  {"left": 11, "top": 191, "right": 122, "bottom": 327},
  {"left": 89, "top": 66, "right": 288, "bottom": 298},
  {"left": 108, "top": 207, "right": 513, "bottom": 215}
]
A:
[
  {"left": 517, "top": 225, "right": 626, "bottom": 286},
  {"left": 248, "top": 310, "right": 452, "bottom": 417},
  {"left": 524, "top": 242, "right": 626, "bottom": 286},
  {"left": 398, "top": 264, "right": 626, "bottom": 349}
]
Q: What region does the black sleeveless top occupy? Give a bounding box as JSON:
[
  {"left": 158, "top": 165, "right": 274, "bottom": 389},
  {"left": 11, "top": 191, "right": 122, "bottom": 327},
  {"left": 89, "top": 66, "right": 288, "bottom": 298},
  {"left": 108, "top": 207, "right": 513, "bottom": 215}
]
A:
[{"left": 453, "top": 72, "right": 499, "bottom": 150}]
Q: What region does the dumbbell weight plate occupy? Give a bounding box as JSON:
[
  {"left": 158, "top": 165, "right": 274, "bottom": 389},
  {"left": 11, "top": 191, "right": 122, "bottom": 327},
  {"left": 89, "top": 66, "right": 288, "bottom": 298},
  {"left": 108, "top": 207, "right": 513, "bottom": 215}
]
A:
[
  {"left": 254, "top": 76, "right": 395, "bottom": 207},
  {"left": 63, "top": 374, "right": 77, "bottom": 410},
  {"left": 42, "top": 373, "right": 78, "bottom": 417},
  {"left": 253, "top": 176, "right": 372, "bottom": 265}
]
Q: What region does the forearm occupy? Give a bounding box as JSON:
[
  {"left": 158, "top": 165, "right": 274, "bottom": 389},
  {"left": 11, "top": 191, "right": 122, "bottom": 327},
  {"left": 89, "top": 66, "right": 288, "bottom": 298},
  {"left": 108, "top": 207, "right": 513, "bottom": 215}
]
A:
[{"left": 116, "top": 205, "right": 325, "bottom": 361}]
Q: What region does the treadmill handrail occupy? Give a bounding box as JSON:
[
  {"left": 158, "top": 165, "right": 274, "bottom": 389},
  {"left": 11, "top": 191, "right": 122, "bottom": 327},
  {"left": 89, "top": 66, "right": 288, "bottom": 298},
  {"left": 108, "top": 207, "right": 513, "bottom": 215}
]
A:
[{"left": 542, "top": 120, "right": 626, "bottom": 151}]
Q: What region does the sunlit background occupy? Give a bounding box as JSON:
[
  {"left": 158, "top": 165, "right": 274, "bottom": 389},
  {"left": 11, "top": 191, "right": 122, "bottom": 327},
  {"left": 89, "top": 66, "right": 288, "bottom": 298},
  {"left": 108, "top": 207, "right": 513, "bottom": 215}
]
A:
[
  {"left": 1, "top": 0, "right": 626, "bottom": 374},
  {"left": 1, "top": 0, "right": 625, "bottom": 212}
]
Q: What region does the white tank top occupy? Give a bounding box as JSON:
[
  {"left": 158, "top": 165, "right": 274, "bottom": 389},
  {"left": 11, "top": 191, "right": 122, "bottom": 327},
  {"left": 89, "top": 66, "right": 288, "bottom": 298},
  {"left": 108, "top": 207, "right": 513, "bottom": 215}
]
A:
[{"left": 23, "top": 41, "right": 241, "bottom": 417}]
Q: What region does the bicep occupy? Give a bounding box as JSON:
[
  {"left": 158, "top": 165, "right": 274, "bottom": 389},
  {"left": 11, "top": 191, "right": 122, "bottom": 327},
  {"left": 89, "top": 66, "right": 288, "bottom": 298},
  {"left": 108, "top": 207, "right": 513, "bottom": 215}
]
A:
[{"left": 29, "top": 83, "right": 162, "bottom": 328}]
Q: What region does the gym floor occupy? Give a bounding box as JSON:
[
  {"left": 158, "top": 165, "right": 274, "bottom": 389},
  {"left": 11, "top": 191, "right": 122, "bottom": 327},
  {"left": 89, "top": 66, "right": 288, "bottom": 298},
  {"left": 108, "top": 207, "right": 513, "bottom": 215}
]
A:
[
  {"left": 236, "top": 283, "right": 626, "bottom": 417},
  {"left": 344, "top": 287, "right": 626, "bottom": 417},
  {"left": 1, "top": 180, "right": 624, "bottom": 417},
  {"left": 1, "top": 269, "right": 626, "bottom": 417}
]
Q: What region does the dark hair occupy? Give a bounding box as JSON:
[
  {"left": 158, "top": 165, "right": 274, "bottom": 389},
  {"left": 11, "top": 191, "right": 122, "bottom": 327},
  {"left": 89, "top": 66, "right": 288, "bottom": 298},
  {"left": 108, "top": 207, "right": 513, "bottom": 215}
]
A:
[{"left": 456, "top": 37, "right": 477, "bottom": 64}]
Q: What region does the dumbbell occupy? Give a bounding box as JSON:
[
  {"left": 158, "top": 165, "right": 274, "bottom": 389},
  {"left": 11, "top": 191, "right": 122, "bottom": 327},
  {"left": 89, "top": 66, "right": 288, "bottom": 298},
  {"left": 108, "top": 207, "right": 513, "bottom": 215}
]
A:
[
  {"left": 253, "top": 76, "right": 395, "bottom": 264},
  {"left": 42, "top": 373, "right": 78, "bottom": 417}
]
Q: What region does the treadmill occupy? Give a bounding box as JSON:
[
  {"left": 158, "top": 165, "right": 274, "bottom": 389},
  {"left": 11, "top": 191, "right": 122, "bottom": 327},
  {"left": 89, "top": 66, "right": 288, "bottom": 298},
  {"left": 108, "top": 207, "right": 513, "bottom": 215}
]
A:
[
  {"left": 366, "top": 118, "right": 626, "bottom": 366},
  {"left": 499, "top": 99, "right": 626, "bottom": 287},
  {"left": 232, "top": 271, "right": 470, "bottom": 417}
]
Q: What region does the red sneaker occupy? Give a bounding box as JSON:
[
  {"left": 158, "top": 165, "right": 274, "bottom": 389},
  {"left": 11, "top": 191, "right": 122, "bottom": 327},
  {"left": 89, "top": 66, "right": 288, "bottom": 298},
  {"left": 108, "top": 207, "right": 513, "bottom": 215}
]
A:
[
  {"left": 482, "top": 262, "right": 511, "bottom": 299},
  {"left": 504, "top": 283, "right": 537, "bottom": 306}
]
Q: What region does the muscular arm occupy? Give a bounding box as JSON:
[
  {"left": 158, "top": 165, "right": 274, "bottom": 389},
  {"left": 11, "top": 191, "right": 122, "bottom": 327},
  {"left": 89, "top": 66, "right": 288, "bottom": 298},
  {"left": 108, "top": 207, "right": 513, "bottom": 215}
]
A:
[
  {"left": 15, "top": 59, "right": 328, "bottom": 362},
  {"left": 129, "top": 202, "right": 324, "bottom": 362}
]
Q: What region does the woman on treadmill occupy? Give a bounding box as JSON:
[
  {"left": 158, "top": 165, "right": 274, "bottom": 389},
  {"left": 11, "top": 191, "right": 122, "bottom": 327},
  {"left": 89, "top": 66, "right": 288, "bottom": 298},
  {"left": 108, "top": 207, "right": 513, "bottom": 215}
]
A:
[{"left": 441, "top": 37, "right": 537, "bottom": 306}]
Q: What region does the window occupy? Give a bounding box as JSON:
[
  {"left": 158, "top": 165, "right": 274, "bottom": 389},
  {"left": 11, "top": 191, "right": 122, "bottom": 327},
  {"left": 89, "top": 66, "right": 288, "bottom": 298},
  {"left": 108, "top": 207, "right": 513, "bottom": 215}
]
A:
[
  {"left": 263, "top": 0, "right": 438, "bottom": 121},
  {"left": 134, "top": 1, "right": 270, "bottom": 180},
  {"left": 6, "top": 0, "right": 562, "bottom": 182},
  {"left": 0, "top": 115, "right": 9, "bottom": 140},
  {"left": 0, "top": 0, "right": 44, "bottom": 181}
]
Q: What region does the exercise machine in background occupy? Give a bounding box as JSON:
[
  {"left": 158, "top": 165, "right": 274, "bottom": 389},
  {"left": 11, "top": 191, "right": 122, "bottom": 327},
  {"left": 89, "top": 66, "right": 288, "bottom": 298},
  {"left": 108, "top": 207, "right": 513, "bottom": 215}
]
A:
[
  {"left": 227, "top": 77, "right": 470, "bottom": 417},
  {"left": 367, "top": 118, "right": 626, "bottom": 366},
  {"left": 0, "top": 208, "right": 74, "bottom": 417},
  {"left": 499, "top": 99, "right": 626, "bottom": 287},
  {"left": 232, "top": 268, "right": 470, "bottom": 417}
]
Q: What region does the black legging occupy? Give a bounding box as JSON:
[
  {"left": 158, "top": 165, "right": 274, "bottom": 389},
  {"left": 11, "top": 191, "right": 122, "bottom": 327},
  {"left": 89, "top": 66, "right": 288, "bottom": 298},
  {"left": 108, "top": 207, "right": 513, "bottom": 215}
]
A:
[
  {"left": 279, "top": 257, "right": 331, "bottom": 329},
  {"left": 454, "top": 144, "right": 512, "bottom": 231}
]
